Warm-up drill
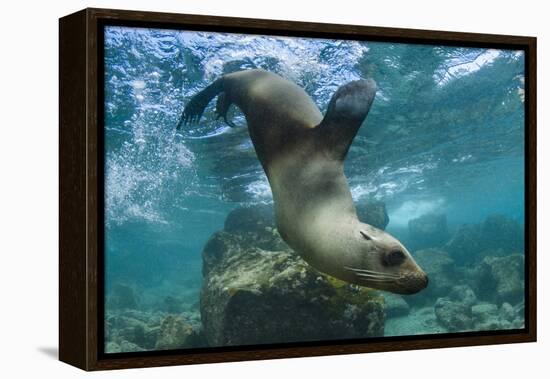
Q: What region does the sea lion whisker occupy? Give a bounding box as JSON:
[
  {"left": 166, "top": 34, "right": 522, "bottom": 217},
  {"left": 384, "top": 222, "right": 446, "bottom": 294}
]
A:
[
  {"left": 353, "top": 271, "right": 399, "bottom": 279},
  {"left": 355, "top": 273, "right": 398, "bottom": 281},
  {"left": 359, "top": 277, "right": 395, "bottom": 283},
  {"left": 358, "top": 269, "right": 399, "bottom": 277},
  {"left": 343, "top": 266, "right": 400, "bottom": 278}
]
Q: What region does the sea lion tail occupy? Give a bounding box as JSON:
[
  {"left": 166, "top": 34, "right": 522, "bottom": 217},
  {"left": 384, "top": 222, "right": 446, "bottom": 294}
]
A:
[
  {"left": 317, "top": 79, "right": 377, "bottom": 159},
  {"left": 176, "top": 78, "right": 225, "bottom": 129}
]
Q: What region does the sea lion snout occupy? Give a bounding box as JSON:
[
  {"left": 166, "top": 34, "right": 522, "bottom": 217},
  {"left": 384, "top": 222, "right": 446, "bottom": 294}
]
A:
[{"left": 397, "top": 271, "right": 429, "bottom": 294}]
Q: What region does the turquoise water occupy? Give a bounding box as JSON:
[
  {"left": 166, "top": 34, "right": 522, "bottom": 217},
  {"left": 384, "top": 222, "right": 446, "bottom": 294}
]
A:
[{"left": 103, "top": 26, "right": 525, "bottom": 353}]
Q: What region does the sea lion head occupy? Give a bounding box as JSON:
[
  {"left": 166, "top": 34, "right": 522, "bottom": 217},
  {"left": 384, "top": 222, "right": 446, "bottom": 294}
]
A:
[{"left": 344, "top": 223, "right": 428, "bottom": 295}]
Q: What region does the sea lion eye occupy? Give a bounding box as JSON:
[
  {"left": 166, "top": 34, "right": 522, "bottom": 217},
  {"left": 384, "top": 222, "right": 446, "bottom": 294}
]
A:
[{"left": 383, "top": 250, "right": 406, "bottom": 266}]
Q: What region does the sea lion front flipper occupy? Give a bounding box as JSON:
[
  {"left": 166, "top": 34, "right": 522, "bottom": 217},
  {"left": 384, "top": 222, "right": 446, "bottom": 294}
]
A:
[
  {"left": 317, "top": 79, "right": 377, "bottom": 159},
  {"left": 176, "top": 78, "right": 224, "bottom": 129},
  {"left": 215, "top": 92, "right": 237, "bottom": 127}
]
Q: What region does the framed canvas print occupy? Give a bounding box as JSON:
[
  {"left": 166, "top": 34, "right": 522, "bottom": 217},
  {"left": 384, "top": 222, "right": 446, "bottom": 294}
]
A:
[{"left": 59, "top": 8, "right": 536, "bottom": 371}]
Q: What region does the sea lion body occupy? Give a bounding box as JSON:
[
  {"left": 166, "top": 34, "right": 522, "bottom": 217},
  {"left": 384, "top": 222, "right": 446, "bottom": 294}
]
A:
[{"left": 179, "top": 69, "right": 428, "bottom": 295}]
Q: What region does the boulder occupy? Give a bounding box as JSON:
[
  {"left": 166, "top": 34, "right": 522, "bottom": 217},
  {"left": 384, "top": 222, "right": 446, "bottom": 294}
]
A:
[
  {"left": 472, "top": 254, "right": 524, "bottom": 304},
  {"left": 480, "top": 215, "right": 524, "bottom": 253},
  {"left": 155, "top": 315, "right": 194, "bottom": 350},
  {"left": 105, "top": 341, "right": 122, "bottom": 353},
  {"left": 446, "top": 215, "right": 524, "bottom": 264},
  {"left": 105, "top": 309, "right": 162, "bottom": 350},
  {"left": 118, "top": 340, "right": 145, "bottom": 352},
  {"left": 499, "top": 302, "right": 516, "bottom": 323},
  {"left": 161, "top": 295, "right": 186, "bottom": 314},
  {"left": 448, "top": 284, "right": 477, "bottom": 308},
  {"left": 356, "top": 200, "right": 390, "bottom": 230},
  {"left": 222, "top": 205, "right": 287, "bottom": 251},
  {"left": 384, "top": 294, "right": 410, "bottom": 318},
  {"left": 471, "top": 303, "right": 499, "bottom": 324},
  {"left": 385, "top": 306, "right": 446, "bottom": 336},
  {"left": 434, "top": 298, "right": 473, "bottom": 332},
  {"left": 224, "top": 204, "right": 275, "bottom": 233},
  {"left": 200, "top": 227, "right": 385, "bottom": 346},
  {"left": 445, "top": 224, "right": 483, "bottom": 264},
  {"left": 117, "top": 317, "right": 155, "bottom": 349},
  {"left": 408, "top": 213, "right": 449, "bottom": 250},
  {"left": 107, "top": 283, "right": 138, "bottom": 310},
  {"left": 468, "top": 301, "right": 524, "bottom": 332},
  {"left": 512, "top": 302, "right": 526, "bottom": 329},
  {"left": 406, "top": 248, "right": 456, "bottom": 307}
]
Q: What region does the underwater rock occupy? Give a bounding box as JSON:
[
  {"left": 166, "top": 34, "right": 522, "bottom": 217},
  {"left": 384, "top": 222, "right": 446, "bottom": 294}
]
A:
[
  {"left": 408, "top": 213, "right": 449, "bottom": 250},
  {"left": 116, "top": 308, "right": 152, "bottom": 323},
  {"left": 116, "top": 317, "right": 150, "bottom": 348},
  {"left": 472, "top": 254, "right": 524, "bottom": 304},
  {"left": 105, "top": 307, "right": 206, "bottom": 352},
  {"left": 221, "top": 205, "right": 287, "bottom": 251},
  {"left": 155, "top": 315, "right": 194, "bottom": 350},
  {"left": 119, "top": 340, "right": 145, "bottom": 352},
  {"left": 472, "top": 303, "right": 499, "bottom": 324},
  {"left": 105, "top": 341, "right": 122, "bottom": 353},
  {"left": 479, "top": 214, "right": 524, "bottom": 253},
  {"left": 434, "top": 298, "right": 473, "bottom": 332},
  {"left": 448, "top": 284, "right": 478, "bottom": 308},
  {"left": 406, "top": 248, "right": 456, "bottom": 307},
  {"left": 384, "top": 294, "right": 410, "bottom": 318},
  {"left": 160, "top": 295, "right": 187, "bottom": 314},
  {"left": 356, "top": 200, "right": 389, "bottom": 230},
  {"left": 224, "top": 204, "right": 275, "bottom": 233},
  {"left": 185, "top": 327, "right": 208, "bottom": 348},
  {"left": 445, "top": 224, "right": 483, "bottom": 263},
  {"left": 202, "top": 230, "right": 287, "bottom": 276},
  {"left": 385, "top": 306, "right": 446, "bottom": 336},
  {"left": 202, "top": 232, "right": 236, "bottom": 277},
  {"left": 200, "top": 228, "right": 385, "bottom": 346},
  {"left": 499, "top": 302, "right": 516, "bottom": 323},
  {"left": 471, "top": 303, "right": 502, "bottom": 331},
  {"left": 447, "top": 215, "right": 524, "bottom": 264},
  {"left": 107, "top": 283, "right": 138, "bottom": 310},
  {"left": 470, "top": 301, "right": 524, "bottom": 331},
  {"left": 105, "top": 311, "right": 160, "bottom": 350},
  {"left": 513, "top": 301, "right": 525, "bottom": 326},
  {"left": 433, "top": 285, "right": 479, "bottom": 332}
]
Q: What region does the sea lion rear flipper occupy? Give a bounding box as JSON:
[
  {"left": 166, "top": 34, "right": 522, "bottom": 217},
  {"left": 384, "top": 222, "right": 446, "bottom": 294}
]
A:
[
  {"left": 176, "top": 78, "right": 225, "bottom": 129},
  {"left": 317, "top": 79, "right": 377, "bottom": 159}
]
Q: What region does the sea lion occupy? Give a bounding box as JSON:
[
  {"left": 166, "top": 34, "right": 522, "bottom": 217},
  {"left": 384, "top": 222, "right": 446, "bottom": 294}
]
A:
[{"left": 178, "top": 69, "right": 428, "bottom": 295}]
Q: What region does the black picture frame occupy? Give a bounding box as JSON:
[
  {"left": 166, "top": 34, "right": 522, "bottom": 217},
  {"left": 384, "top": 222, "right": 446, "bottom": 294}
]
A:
[{"left": 59, "top": 8, "right": 537, "bottom": 371}]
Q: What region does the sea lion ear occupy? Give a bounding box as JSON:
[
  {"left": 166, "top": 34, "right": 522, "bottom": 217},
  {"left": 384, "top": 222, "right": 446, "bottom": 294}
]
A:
[{"left": 360, "top": 230, "right": 372, "bottom": 240}]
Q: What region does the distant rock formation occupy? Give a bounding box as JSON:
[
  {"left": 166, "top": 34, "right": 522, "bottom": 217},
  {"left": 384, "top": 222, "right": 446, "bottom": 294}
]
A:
[
  {"left": 106, "top": 283, "right": 138, "bottom": 310},
  {"left": 407, "top": 248, "right": 457, "bottom": 307},
  {"left": 408, "top": 213, "right": 449, "bottom": 250},
  {"left": 356, "top": 200, "right": 390, "bottom": 230},
  {"left": 471, "top": 254, "right": 525, "bottom": 305},
  {"left": 446, "top": 214, "right": 524, "bottom": 263},
  {"left": 445, "top": 224, "right": 483, "bottom": 264},
  {"left": 104, "top": 308, "right": 205, "bottom": 352}
]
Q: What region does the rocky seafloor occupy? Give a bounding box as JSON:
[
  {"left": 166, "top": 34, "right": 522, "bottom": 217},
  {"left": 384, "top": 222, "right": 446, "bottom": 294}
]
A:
[{"left": 104, "top": 203, "right": 525, "bottom": 352}]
